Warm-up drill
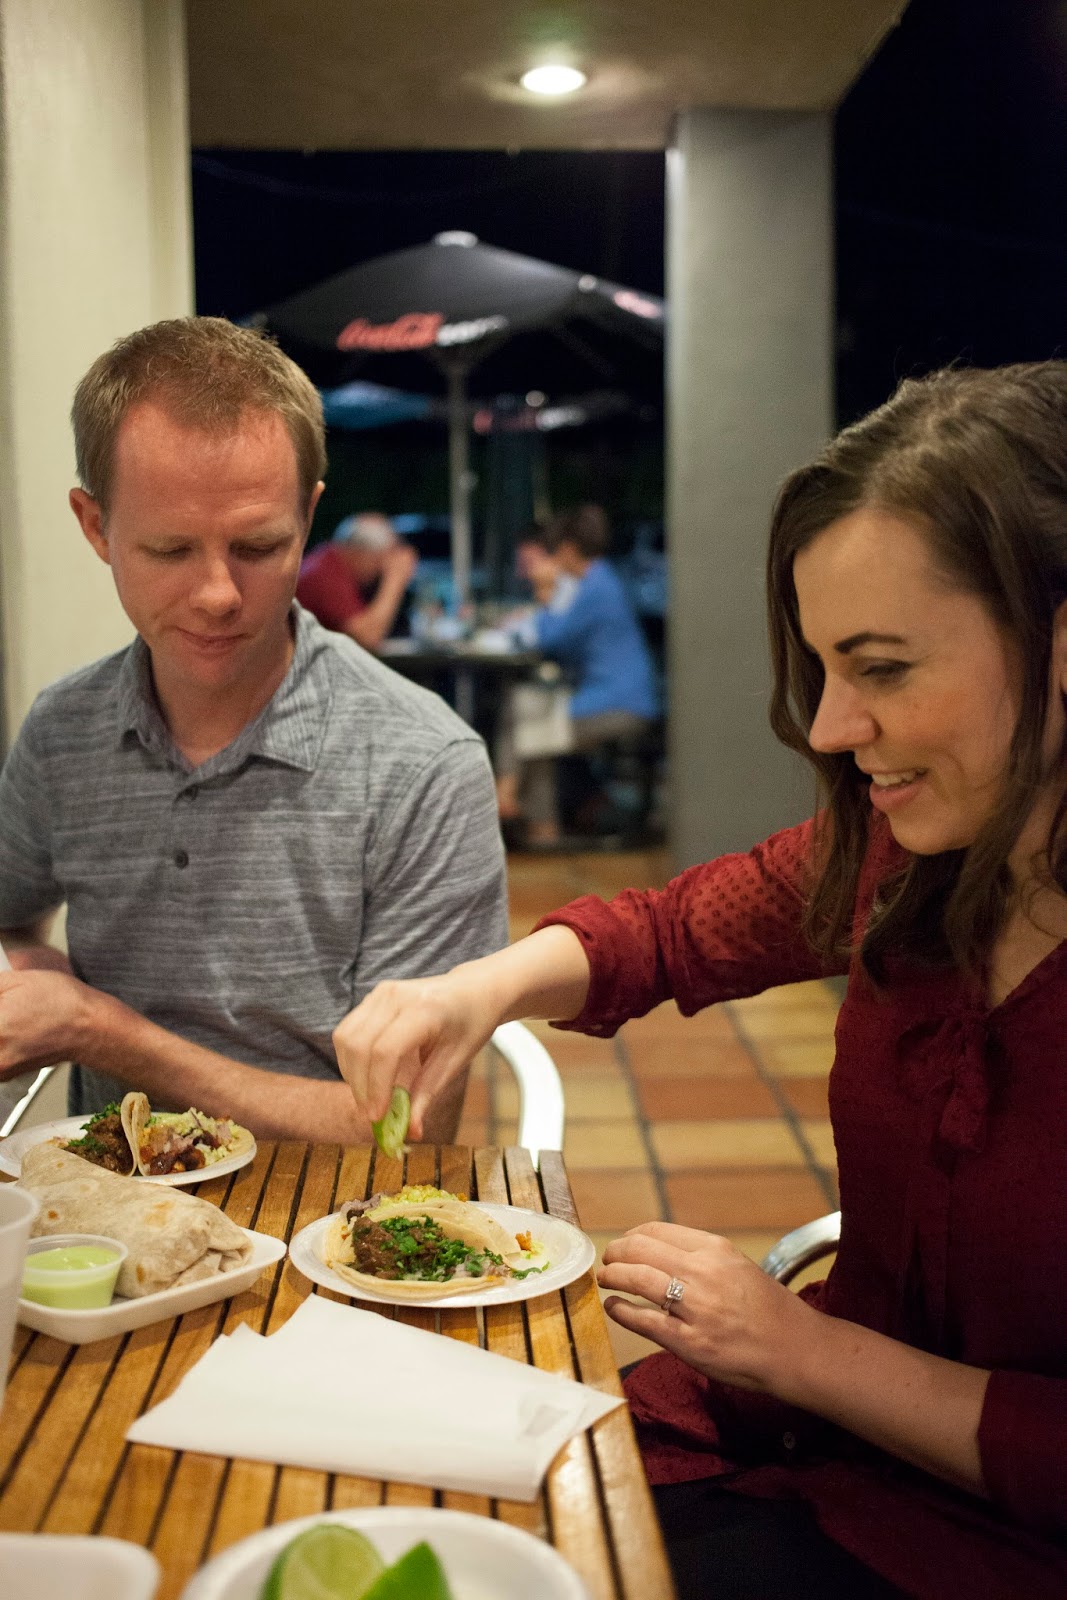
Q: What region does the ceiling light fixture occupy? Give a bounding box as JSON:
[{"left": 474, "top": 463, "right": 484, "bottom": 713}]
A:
[{"left": 520, "top": 65, "right": 587, "bottom": 96}]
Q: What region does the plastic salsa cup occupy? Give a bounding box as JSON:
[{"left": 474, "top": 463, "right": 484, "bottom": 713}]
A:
[{"left": 20, "top": 1233, "right": 127, "bottom": 1309}]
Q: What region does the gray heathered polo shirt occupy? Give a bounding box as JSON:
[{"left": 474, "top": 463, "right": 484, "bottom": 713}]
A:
[{"left": 0, "top": 606, "right": 508, "bottom": 1115}]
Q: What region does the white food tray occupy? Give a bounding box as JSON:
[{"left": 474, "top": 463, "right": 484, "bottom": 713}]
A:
[
  {"left": 0, "top": 1534, "right": 160, "bottom": 1600},
  {"left": 17, "top": 1228, "right": 285, "bottom": 1344}
]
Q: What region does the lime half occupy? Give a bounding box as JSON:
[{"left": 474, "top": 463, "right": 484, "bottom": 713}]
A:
[
  {"left": 362, "top": 1541, "right": 454, "bottom": 1600},
  {"left": 372, "top": 1085, "right": 411, "bottom": 1160},
  {"left": 261, "top": 1524, "right": 385, "bottom": 1600}
]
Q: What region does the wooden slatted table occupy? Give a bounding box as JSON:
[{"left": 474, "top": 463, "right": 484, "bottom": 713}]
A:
[{"left": 0, "top": 1141, "right": 675, "bottom": 1599}]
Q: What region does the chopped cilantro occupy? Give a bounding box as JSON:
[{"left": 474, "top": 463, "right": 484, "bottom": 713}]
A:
[
  {"left": 85, "top": 1102, "right": 121, "bottom": 1127},
  {"left": 370, "top": 1214, "right": 514, "bottom": 1282},
  {"left": 65, "top": 1133, "right": 105, "bottom": 1155}
]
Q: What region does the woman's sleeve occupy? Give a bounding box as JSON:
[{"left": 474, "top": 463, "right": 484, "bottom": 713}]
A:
[
  {"left": 535, "top": 816, "right": 842, "bottom": 1037},
  {"left": 534, "top": 578, "right": 597, "bottom": 654},
  {"left": 977, "top": 1370, "right": 1067, "bottom": 1535}
]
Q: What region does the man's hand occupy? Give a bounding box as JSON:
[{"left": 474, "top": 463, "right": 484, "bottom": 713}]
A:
[
  {"left": 381, "top": 542, "right": 418, "bottom": 591},
  {"left": 0, "top": 968, "right": 96, "bottom": 1078}
]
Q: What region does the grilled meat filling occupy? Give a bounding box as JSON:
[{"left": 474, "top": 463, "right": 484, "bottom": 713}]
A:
[
  {"left": 347, "top": 1214, "right": 503, "bottom": 1282},
  {"left": 62, "top": 1111, "right": 131, "bottom": 1174}
]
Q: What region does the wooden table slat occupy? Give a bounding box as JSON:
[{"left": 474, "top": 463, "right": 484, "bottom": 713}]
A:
[
  {"left": 539, "top": 1149, "right": 580, "bottom": 1226},
  {"left": 204, "top": 1460, "right": 278, "bottom": 1559},
  {"left": 2, "top": 1140, "right": 675, "bottom": 1600},
  {"left": 39, "top": 1324, "right": 177, "bottom": 1537},
  {"left": 0, "top": 1335, "right": 126, "bottom": 1531},
  {"left": 0, "top": 1335, "right": 72, "bottom": 1498}
]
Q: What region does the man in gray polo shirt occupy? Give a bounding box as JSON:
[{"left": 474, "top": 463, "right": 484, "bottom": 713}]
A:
[{"left": 0, "top": 317, "right": 507, "bottom": 1141}]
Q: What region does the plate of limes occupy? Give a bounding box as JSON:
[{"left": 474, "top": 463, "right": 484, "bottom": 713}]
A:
[{"left": 179, "top": 1507, "right": 588, "bottom": 1600}]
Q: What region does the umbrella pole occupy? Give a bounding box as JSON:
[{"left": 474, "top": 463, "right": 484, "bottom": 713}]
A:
[{"left": 446, "top": 364, "right": 472, "bottom": 610}]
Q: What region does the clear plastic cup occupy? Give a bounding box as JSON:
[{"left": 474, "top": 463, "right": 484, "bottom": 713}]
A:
[
  {"left": 0, "top": 1185, "right": 40, "bottom": 1416},
  {"left": 21, "top": 1233, "right": 126, "bottom": 1310}
]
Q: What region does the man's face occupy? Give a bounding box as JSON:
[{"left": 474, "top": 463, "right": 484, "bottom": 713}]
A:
[{"left": 71, "top": 402, "right": 322, "bottom": 711}]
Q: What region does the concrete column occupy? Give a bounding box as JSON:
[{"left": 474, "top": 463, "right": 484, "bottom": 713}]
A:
[
  {"left": 0, "top": 0, "right": 193, "bottom": 742},
  {"left": 666, "top": 109, "right": 833, "bottom": 868}
]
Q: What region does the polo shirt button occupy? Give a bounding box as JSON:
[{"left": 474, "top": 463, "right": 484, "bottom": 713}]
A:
[
  {"left": 174, "top": 848, "right": 190, "bottom": 869},
  {"left": 782, "top": 1431, "right": 797, "bottom": 1452}
]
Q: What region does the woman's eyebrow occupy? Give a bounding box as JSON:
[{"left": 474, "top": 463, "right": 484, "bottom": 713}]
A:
[{"left": 833, "top": 630, "right": 909, "bottom": 655}]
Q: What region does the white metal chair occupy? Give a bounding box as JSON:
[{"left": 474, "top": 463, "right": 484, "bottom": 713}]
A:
[
  {"left": 488, "top": 1021, "right": 565, "bottom": 1167},
  {"left": 0, "top": 1067, "right": 58, "bottom": 1138},
  {"left": 761, "top": 1211, "right": 841, "bottom": 1285}
]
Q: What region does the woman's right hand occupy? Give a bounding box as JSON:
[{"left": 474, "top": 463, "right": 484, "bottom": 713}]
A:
[
  {"left": 332, "top": 963, "right": 502, "bottom": 1139},
  {"left": 334, "top": 927, "right": 592, "bottom": 1140}
]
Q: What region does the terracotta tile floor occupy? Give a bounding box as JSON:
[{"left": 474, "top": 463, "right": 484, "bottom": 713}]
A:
[{"left": 456, "top": 846, "right": 841, "bottom": 1369}]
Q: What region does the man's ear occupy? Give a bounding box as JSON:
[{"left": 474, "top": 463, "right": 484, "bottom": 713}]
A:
[
  {"left": 69, "top": 488, "right": 110, "bottom": 565},
  {"left": 302, "top": 480, "right": 326, "bottom": 546}
]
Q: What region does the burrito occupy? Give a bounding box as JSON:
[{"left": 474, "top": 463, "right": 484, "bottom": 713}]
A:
[
  {"left": 322, "top": 1186, "right": 548, "bottom": 1299},
  {"left": 20, "top": 1143, "right": 254, "bottom": 1297}
]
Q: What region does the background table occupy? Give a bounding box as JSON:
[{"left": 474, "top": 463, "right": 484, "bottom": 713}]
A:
[
  {"left": 0, "top": 1141, "right": 675, "bottom": 1599},
  {"left": 378, "top": 640, "right": 545, "bottom": 726}
]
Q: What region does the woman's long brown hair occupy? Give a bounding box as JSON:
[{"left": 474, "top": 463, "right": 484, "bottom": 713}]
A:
[{"left": 767, "top": 362, "right": 1067, "bottom": 978}]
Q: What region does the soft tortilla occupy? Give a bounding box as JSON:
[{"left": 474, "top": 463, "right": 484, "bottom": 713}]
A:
[
  {"left": 20, "top": 1143, "right": 253, "bottom": 1298},
  {"left": 323, "top": 1208, "right": 514, "bottom": 1300},
  {"left": 120, "top": 1091, "right": 151, "bottom": 1173},
  {"left": 120, "top": 1091, "right": 254, "bottom": 1176}
]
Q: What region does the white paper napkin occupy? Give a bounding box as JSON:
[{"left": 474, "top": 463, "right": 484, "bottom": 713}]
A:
[{"left": 127, "top": 1295, "right": 622, "bottom": 1500}]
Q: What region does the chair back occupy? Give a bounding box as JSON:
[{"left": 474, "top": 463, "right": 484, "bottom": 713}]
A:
[
  {"left": 488, "top": 1022, "right": 565, "bottom": 1166},
  {"left": 760, "top": 1211, "right": 841, "bottom": 1285}
]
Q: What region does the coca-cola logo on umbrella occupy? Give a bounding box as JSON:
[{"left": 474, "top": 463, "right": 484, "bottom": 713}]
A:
[{"left": 337, "top": 312, "right": 509, "bottom": 353}]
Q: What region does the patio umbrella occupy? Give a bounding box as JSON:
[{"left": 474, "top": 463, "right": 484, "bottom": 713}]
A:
[
  {"left": 255, "top": 232, "right": 664, "bottom": 604},
  {"left": 319, "top": 380, "right": 433, "bottom": 430}
]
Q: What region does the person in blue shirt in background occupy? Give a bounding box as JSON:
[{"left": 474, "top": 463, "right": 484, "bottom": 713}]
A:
[{"left": 496, "top": 505, "right": 660, "bottom": 846}]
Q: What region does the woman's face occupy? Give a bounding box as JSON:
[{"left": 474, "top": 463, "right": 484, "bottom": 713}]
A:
[{"left": 793, "top": 507, "right": 1065, "bottom": 859}]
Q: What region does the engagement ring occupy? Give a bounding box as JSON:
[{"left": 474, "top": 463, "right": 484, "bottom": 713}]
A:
[{"left": 661, "top": 1276, "right": 685, "bottom": 1314}]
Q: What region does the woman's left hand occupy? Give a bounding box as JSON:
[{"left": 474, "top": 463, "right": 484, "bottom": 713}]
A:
[{"left": 598, "top": 1220, "right": 821, "bottom": 1395}]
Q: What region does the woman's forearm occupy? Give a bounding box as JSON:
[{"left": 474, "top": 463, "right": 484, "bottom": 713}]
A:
[
  {"left": 781, "top": 1309, "right": 990, "bottom": 1494},
  {"left": 472, "top": 925, "right": 591, "bottom": 1028}
]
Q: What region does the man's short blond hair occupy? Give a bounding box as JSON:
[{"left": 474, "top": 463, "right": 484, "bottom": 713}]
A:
[{"left": 71, "top": 316, "right": 326, "bottom": 514}]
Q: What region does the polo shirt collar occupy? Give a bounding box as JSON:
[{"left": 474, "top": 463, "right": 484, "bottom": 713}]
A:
[{"left": 115, "top": 606, "right": 330, "bottom": 776}]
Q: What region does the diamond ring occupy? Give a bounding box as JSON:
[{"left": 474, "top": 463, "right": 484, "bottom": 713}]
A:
[{"left": 660, "top": 1276, "right": 685, "bottom": 1314}]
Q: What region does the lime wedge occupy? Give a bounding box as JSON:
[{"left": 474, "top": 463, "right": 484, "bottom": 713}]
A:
[
  {"left": 261, "top": 1524, "right": 385, "bottom": 1600},
  {"left": 372, "top": 1085, "right": 411, "bottom": 1160},
  {"left": 361, "top": 1542, "right": 454, "bottom": 1600}
]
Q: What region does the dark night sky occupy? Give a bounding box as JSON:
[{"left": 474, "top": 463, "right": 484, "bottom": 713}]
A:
[{"left": 192, "top": 0, "right": 1066, "bottom": 495}]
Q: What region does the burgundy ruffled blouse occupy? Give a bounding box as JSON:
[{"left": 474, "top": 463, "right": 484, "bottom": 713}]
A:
[{"left": 537, "top": 815, "right": 1067, "bottom": 1599}]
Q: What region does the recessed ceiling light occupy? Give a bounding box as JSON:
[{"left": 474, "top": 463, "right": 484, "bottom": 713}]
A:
[{"left": 520, "top": 65, "right": 587, "bottom": 96}]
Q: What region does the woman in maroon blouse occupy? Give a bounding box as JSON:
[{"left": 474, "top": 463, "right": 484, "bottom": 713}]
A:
[{"left": 335, "top": 362, "right": 1067, "bottom": 1599}]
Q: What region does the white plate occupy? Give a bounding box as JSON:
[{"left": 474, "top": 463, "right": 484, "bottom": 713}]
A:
[
  {"left": 17, "top": 1228, "right": 285, "bottom": 1344},
  {"left": 0, "top": 1533, "right": 160, "bottom": 1600},
  {"left": 288, "top": 1202, "right": 595, "bottom": 1308},
  {"left": 179, "top": 1506, "right": 588, "bottom": 1600},
  {"left": 0, "top": 1115, "right": 257, "bottom": 1186}
]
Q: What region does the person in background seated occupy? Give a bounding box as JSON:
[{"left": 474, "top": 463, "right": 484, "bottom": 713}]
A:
[
  {"left": 496, "top": 505, "right": 660, "bottom": 846},
  {"left": 296, "top": 511, "right": 417, "bottom": 650}
]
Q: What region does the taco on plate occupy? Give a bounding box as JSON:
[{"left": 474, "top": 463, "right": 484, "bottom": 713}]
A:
[
  {"left": 59, "top": 1102, "right": 136, "bottom": 1176},
  {"left": 322, "top": 1186, "right": 547, "bottom": 1299},
  {"left": 120, "top": 1092, "right": 254, "bottom": 1177}
]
